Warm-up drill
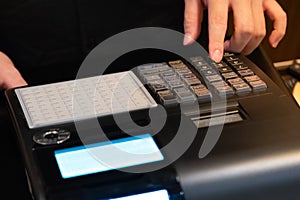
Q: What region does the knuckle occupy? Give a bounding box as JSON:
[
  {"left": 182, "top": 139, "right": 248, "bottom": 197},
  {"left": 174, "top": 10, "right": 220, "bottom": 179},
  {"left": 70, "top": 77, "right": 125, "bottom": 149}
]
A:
[
  {"left": 235, "top": 24, "right": 254, "bottom": 38},
  {"left": 210, "top": 15, "right": 227, "bottom": 29},
  {"left": 255, "top": 29, "right": 266, "bottom": 40},
  {"left": 279, "top": 10, "right": 287, "bottom": 22}
]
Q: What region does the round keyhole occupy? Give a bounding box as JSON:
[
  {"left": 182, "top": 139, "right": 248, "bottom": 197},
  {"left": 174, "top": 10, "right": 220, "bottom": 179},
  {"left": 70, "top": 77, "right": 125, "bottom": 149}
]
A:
[
  {"left": 33, "top": 129, "right": 71, "bottom": 145},
  {"left": 44, "top": 130, "right": 59, "bottom": 139}
]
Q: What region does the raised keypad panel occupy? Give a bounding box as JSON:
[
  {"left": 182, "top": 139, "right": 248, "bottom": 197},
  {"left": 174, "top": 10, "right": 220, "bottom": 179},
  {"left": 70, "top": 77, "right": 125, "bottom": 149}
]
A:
[
  {"left": 16, "top": 71, "right": 158, "bottom": 129},
  {"left": 137, "top": 52, "right": 267, "bottom": 106}
]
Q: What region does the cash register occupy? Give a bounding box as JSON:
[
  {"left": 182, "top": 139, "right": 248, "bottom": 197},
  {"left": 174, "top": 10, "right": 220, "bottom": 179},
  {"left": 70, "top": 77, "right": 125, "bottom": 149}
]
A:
[{"left": 5, "top": 44, "right": 300, "bottom": 200}]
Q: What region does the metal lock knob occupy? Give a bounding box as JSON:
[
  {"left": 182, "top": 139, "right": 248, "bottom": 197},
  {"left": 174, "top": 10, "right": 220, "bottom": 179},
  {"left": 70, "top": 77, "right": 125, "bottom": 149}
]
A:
[{"left": 33, "top": 129, "right": 71, "bottom": 145}]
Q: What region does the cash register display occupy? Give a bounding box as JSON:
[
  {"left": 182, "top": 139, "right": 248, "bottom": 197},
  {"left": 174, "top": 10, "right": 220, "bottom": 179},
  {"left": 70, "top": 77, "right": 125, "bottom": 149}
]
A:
[
  {"left": 109, "top": 189, "right": 170, "bottom": 200},
  {"left": 54, "top": 134, "right": 163, "bottom": 179}
]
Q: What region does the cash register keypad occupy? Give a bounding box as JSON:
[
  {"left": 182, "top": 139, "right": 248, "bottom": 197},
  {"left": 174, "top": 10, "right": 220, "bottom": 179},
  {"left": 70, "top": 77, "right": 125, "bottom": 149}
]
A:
[
  {"left": 15, "top": 71, "right": 158, "bottom": 129},
  {"left": 137, "top": 52, "right": 267, "bottom": 106}
]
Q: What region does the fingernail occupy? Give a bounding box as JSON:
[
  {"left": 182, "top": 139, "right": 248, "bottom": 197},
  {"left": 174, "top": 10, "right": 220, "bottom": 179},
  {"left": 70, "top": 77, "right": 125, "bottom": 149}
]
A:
[
  {"left": 212, "top": 49, "right": 222, "bottom": 62},
  {"left": 183, "top": 34, "right": 193, "bottom": 45}
]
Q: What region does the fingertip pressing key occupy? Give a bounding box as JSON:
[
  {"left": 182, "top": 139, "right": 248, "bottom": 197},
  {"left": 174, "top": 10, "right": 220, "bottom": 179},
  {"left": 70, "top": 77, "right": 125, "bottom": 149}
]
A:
[{"left": 211, "top": 49, "right": 223, "bottom": 63}]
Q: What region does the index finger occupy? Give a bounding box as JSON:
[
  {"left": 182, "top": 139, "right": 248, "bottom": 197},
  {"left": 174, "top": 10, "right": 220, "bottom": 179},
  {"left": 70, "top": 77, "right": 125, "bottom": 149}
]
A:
[{"left": 207, "top": 0, "right": 229, "bottom": 62}]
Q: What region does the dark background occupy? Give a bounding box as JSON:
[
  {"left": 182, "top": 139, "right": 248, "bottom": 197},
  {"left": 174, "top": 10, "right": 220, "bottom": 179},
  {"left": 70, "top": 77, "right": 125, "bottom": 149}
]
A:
[{"left": 0, "top": 1, "right": 299, "bottom": 199}]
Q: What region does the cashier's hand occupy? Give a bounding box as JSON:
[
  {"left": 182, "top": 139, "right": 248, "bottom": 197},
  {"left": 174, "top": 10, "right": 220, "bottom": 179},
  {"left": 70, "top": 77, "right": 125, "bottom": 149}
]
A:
[
  {"left": 183, "top": 0, "right": 287, "bottom": 62},
  {"left": 0, "top": 51, "right": 27, "bottom": 90}
]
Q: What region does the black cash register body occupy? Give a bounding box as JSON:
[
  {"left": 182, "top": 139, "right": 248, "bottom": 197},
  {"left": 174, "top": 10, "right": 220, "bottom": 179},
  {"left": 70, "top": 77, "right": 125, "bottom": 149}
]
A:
[{"left": 5, "top": 49, "right": 300, "bottom": 200}]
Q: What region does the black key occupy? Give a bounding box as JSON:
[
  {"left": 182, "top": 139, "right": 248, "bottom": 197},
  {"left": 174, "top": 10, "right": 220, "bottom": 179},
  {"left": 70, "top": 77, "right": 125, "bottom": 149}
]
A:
[
  {"left": 181, "top": 73, "right": 196, "bottom": 79},
  {"left": 172, "top": 64, "right": 189, "bottom": 70},
  {"left": 211, "top": 81, "right": 234, "bottom": 96},
  {"left": 168, "top": 81, "right": 185, "bottom": 89},
  {"left": 244, "top": 75, "right": 261, "bottom": 83},
  {"left": 238, "top": 69, "right": 254, "bottom": 77},
  {"left": 143, "top": 74, "right": 162, "bottom": 83},
  {"left": 214, "top": 61, "right": 229, "bottom": 68},
  {"left": 137, "top": 63, "right": 166, "bottom": 70},
  {"left": 233, "top": 83, "right": 252, "bottom": 93},
  {"left": 205, "top": 74, "right": 223, "bottom": 83},
  {"left": 163, "top": 76, "right": 180, "bottom": 83},
  {"left": 233, "top": 64, "right": 248, "bottom": 71},
  {"left": 227, "top": 78, "right": 244, "bottom": 86},
  {"left": 202, "top": 69, "right": 217, "bottom": 76},
  {"left": 149, "top": 83, "right": 168, "bottom": 92},
  {"left": 160, "top": 71, "right": 176, "bottom": 78},
  {"left": 199, "top": 65, "right": 213, "bottom": 71},
  {"left": 193, "top": 60, "right": 208, "bottom": 67},
  {"left": 211, "top": 80, "right": 229, "bottom": 88},
  {"left": 147, "top": 79, "right": 165, "bottom": 85},
  {"left": 138, "top": 68, "right": 160, "bottom": 76},
  {"left": 249, "top": 80, "right": 267, "bottom": 90},
  {"left": 175, "top": 68, "right": 192, "bottom": 76},
  {"left": 214, "top": 85, "right": 235, "bottom": 96},
  {"left": 168, "top": 60, "right": 188, "bottom": 69},
  {"left": 190, "top": 84, "right": 207, "bottom": 91},
  {"left": 168, "top": 60, "right": 183, "bottom": 65},
  {"left": 194, "top": 89, "right": 212, "bottom": 101},
  {"left": 173, "top": 87, "right": 196, "bottom": 103},
  {"left": 225, "top": 55, "right": 239, "bottom": 62},
  {"left": 157, "top": 65, "right": 172, "bottom": 72},
  {"left": 228, "top": 59, "right": 243, "bottom": 66},
  {"left": 184, "top": 77, "right": 201, "bottom": 86},
  {"left": 218, "top": 66, "right": 233, "bottom": 73},
  {"left": 223, "top": 52, "right": 235, "bottom": 57},
  {"left": 157, "top": 90, "right": 178, "bottom": 105},
  {"left": 222, "top": 72, "right": 238, "bottom": 80}
]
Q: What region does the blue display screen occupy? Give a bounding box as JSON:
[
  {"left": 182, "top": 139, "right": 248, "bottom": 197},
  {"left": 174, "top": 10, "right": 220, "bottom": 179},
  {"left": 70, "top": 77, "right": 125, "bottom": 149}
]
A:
[
  {"left": 54, "top": 134, "right": 164, "bottom": 179},
  {"left": 109, "top": 189, "right": 170, "bottom": 200}
]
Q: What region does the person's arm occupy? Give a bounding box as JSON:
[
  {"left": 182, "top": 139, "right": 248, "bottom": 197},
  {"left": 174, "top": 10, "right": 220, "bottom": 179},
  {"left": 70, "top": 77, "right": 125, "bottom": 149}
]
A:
[
  {"left": 183, "top": 0, "right": 287, "bottom": 63},
  {"left": 0, "top": 51, "right": 27, "bottom": 90}
]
